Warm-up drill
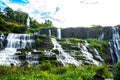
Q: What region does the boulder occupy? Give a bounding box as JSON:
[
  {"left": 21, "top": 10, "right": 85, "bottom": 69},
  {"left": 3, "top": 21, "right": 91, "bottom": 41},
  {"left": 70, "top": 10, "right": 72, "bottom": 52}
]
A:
[{"left": 93, "top": 74, "right": 105, "bottom": 80}]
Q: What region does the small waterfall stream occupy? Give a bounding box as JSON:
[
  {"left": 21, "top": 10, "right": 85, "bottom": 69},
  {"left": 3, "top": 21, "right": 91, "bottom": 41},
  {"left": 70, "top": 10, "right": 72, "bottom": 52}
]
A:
[
  {"left": 49, "top": 29, "right": 51, "bottom": 36},
  {"left": 98, "top": 32, "right": 104, "bottom": 40},
  {"left": 78, "top": 40, "right": 102, "bottom": 65},
  {"left": 0, "top": 33, "right": 34, "bottom": 66},
  {"left": 57, "top": 28, "right": 61, "bottom": 39},
  {"left": 51, "top": 38, "right": 80, "bottom": 66},
  {"left": 94, "top": 48, "right": 104, "bottom": 62}
]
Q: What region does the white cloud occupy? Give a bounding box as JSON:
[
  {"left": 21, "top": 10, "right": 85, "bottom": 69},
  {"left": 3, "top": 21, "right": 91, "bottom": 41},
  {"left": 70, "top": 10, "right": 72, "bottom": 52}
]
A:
[{"left": 2, "top": 0, "right": 120, "bottom": 28}]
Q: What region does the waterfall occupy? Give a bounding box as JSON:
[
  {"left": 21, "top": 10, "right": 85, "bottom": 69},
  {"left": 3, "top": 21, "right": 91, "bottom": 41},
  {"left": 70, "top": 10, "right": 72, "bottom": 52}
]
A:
[
  {"left": 98, "top": 32, "right": 104, "bottom": 40},
  {"left": 49, "top": 29, "right": 51, "bottom": 36},
  {"left": 109, "top": 42, "right": 116, "bottom": 63},
  {"left": 0, "top": 33, "right": 34, "bottom": 66},
  {"left": 6, "top": 34, "right": 34, "bottom": 48},
  {"left": 26, "top": 52, "right": 39, "bottom": 66},
  {"left": 94, "top": 48, "right": 104, "bottom": 62},
  {"left": 109, "top": 26, "right": 120, "bottom": 63},
  {"left": 57, "top": 28, "right": 61, "bottom": 39},
  {"left": 51, "top": 38, "right": 80, "bottom": 66},
  {"left": 78, "top": 40, "right": 102, "bottom": 65}
]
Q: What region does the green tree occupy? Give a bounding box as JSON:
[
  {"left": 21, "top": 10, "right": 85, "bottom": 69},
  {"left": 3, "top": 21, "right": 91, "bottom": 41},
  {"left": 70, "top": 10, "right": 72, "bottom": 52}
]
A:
[
  {"left": 31, "top": 20, "right": 42, "bottom": 28},
  {"left": 42, "top": 19, "right": 53, "bottom": 28},
  {"left": 4, "top": 7, "right": 14, "bottom": 21}
]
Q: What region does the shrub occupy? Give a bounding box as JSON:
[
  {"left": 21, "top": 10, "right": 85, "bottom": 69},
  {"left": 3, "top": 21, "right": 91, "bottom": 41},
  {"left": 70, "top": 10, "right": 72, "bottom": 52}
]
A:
[
  {"left": 75, "top": 51, "right": 81, "bottom": 55},
  {"left": 12, "top": 26, "right": 26, "bottom": 33},
  {"left": 35, "top": 38, "right": 42, "bottom": 47},
  {"left": 0, "top": 64, "right": 113, "bottom": 80},
  {"left": 54, "top": 66, "right": 67, "bottom": 74},
  {"left": 38, "top": 61, "right": 52, "bottom": 71},
  {"left": 113, "top": 61, "right": 120, "bottom": 80},
  {"left": 96, "top": 65, "right": 112, "bottom": 78},
  {"left": 0, "top": 17, "right": 6, "bottom": 24},
  {"left": 19, "top": 52, "right": 26, "bottom": 60}
]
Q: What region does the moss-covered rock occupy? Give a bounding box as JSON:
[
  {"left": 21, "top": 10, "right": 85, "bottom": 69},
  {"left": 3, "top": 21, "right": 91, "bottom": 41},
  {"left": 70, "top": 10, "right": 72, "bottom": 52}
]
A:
[{"left": 35, "top": 35, "right": 53, "bottom": 50}]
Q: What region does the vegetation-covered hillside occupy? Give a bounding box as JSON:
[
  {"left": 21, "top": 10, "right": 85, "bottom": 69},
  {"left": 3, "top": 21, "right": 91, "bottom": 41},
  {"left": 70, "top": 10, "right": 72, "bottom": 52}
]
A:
[
  {"left": 0, "top": 7, "right": 54, "bottom": 33},
  {"left": 0, "top": 64, "right": 112, "bottom": 80}
]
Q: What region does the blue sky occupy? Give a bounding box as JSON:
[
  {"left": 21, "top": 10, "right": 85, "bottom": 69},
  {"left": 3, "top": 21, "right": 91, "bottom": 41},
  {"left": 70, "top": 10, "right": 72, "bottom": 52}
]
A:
[
  {"left": 1, "top": 0, "right": 120, "bottom": 28},
  {"left": 9, "top": 0, "right": 29, "bottom": 4}
]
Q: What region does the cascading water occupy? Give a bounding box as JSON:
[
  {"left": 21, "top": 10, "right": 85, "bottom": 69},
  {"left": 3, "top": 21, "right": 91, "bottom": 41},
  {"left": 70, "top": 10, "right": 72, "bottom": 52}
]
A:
[
  {"left": 0, "top": 33, "right": 34, "bottom": 66},
  {"left": 57, "top": 28, "right": 61, "bottom": 39},
  {"left": 109, "top": 26, "right": 120, "bottom": 63},
  {"left": 109, "top": 42, "right": 115, "bottom": 63},
  {"left": 26, "top": 52, "right": 39, "bottom": 66},
  {"left": 94, "top": 48, "right": 104, "bottom": 62},
  {"left": 6, "top": 34, "right": 34, "bottom": 48},
  {"left": 78, "top": 40, "right": 102, "bottom": 65},
  {"left": 51, "top": 38, "right": 80, "bottom": 66}
]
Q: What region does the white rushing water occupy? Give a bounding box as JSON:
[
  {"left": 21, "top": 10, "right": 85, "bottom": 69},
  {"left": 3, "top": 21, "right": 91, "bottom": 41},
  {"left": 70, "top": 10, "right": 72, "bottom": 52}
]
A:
[
  {"left": 109, "top": 26, "right": 120, "bottom": 63},
  {"left": 78, "top": 40, "right": 102, "bottom": 65},
  {"left": 51, "top": 38, "right": 80, "bottom": 66},
  {"left": 26, "top": 52, "right": 39, "bottom": 66},
  {"left": 109, "top": 42, "right": 115, "bottom": 63},
  {"left": 0, "top": 33, "right": 34, "bottom": 66},
  {"left": 94, "top": 48, "right": 104, "bottom": 62}
]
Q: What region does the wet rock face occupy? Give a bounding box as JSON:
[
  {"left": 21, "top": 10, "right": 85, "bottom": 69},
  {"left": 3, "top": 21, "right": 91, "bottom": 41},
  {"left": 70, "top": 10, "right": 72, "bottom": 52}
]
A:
[
  {"left": 0, "top": 41, "right": 3, "bottom": 49},
  {"left": 39, "top": 27, "right": 113, "bottom": 40},
  {"left": 35, "top": 36, "right": 53, "bottom": 49},
  {"left": 0, "top": 33, "right": 5, "bottom": 49},
  {"left": 62, "top": 27, "right": 112, "bottom": 40},
  {"left": 39, "top": 28, "right": 57, "bottom": 37},
  {"left": 93, "top": 74, "right": 104, "bottom": 80}
]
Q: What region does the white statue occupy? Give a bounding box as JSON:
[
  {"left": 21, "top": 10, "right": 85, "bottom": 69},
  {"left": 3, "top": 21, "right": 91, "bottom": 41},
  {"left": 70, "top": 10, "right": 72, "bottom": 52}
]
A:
[{"left": 26, "top": 17, "right": 30, "bottom": 28}]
